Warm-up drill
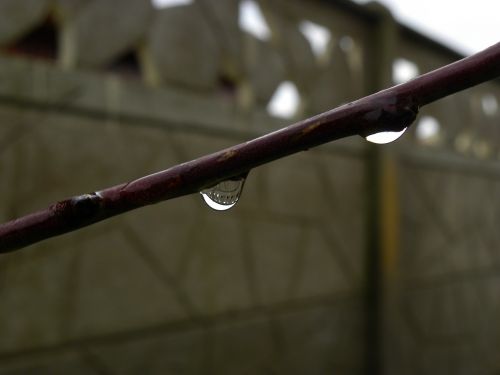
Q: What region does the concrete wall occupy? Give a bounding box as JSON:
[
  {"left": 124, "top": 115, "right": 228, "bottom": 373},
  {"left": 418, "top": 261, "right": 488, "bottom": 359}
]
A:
[{"left": 0, "top": 0, "right": 499, "bottom": 374}]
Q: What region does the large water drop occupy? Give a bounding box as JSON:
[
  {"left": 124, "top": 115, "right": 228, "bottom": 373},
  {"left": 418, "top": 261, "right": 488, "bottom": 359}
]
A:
[
  {"left": 365, "top": 127, "right": 407, "bottom": 144},
  {"left": 200, "top": 176, "right": 246, "bottom": 211}
]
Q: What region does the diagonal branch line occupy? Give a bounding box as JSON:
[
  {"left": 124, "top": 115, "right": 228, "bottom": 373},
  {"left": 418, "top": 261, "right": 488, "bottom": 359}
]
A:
[{"left": 1, "top": 42, "right": 500, "bottom": 253}]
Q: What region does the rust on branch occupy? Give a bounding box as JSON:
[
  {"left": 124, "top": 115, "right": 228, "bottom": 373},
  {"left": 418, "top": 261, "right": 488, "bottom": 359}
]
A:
[
  {"left": 52, "top": 193, "right": 103, "bottom": 225},
  {"left": 217, "top": 149, "right": 237, "bottom": 162}
]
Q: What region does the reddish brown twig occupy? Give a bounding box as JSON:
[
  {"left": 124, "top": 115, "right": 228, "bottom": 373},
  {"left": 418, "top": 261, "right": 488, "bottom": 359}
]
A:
[{"left": 1, "top": 42, "right": 500, "bottom": 253}]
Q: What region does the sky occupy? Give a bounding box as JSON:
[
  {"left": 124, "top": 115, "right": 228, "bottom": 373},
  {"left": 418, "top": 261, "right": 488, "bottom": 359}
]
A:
[{"left": 353, "top": 0, "right": 500, "bottom": 55}]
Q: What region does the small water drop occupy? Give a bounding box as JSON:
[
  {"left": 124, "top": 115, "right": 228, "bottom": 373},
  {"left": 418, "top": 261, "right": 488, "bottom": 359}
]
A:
[
  {"left": 365, "top": 128, "right": 407, "bottom": 144},
  {"left": 200, "top": 176, "right": 246, "bottom": 211}
]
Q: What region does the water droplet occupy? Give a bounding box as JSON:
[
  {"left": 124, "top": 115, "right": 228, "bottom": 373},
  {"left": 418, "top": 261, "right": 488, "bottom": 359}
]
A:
[
  {"left": 365, "top": 128, "right": 407, "bottom": 144},
  {"left": 200, "top": 176, "right": 246, "bottom": 211}
]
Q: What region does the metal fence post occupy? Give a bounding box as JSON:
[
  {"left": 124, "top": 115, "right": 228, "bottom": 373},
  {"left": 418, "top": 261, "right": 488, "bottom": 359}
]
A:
[{"left": 363, "top": 4, "right": 399, "bottom": 374}]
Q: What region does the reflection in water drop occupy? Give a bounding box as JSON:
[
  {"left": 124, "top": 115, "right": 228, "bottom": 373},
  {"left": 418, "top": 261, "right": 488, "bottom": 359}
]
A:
[
  {"left": 200, "top": 176, "right": 246, "bottom": 211},
  {"left": 365, "top": 127, "right": 407, "bottom": 144}
]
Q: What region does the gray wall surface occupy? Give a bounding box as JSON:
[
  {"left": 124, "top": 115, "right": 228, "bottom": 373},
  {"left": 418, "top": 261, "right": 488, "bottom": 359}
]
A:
[{"left": 0, "top": 0, "right": 499, "bottom": 374}]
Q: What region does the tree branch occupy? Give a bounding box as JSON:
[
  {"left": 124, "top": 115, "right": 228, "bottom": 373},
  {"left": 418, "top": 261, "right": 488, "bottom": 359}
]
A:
[{"left": 1, "top": 42, "right": 500, "bottom": 253}]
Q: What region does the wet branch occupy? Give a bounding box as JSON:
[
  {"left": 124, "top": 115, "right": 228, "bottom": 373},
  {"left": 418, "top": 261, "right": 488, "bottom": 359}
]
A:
[{"left": 1, "top": 41, "right": 500, "bottom": 253}]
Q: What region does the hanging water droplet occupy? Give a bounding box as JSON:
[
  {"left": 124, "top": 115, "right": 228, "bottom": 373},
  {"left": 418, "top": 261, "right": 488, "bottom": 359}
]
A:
[
  {"left": 365, "top": 127, "right": 407, "bottom": 144},
  {"left": 200, "top": 176, "right": 246, "bottom": 211}
]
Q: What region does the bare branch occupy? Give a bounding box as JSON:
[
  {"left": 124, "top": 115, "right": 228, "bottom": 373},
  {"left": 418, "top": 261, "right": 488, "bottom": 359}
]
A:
[{"left": 1, "top": 42, "right": 500, "bottom": 253}]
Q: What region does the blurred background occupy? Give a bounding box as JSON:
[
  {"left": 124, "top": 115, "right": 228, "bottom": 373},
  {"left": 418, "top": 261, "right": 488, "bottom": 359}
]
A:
[{"left": 0, "top": 0, "right": 499, "bottom": 374}]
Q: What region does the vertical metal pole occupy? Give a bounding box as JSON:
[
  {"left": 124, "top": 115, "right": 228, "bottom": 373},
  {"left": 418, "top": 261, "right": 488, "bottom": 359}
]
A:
[
  {"left": 364, "top": 146, "right": 383, "bottom": 375},
  {"left": 363, "top": 4, "right": 398, "bottom": 375}
]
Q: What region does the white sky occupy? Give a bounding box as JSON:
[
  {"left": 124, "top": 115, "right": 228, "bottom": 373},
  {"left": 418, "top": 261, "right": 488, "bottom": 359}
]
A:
[{"left": 353, "top": 0, "right": 500, "bottom": 55}]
